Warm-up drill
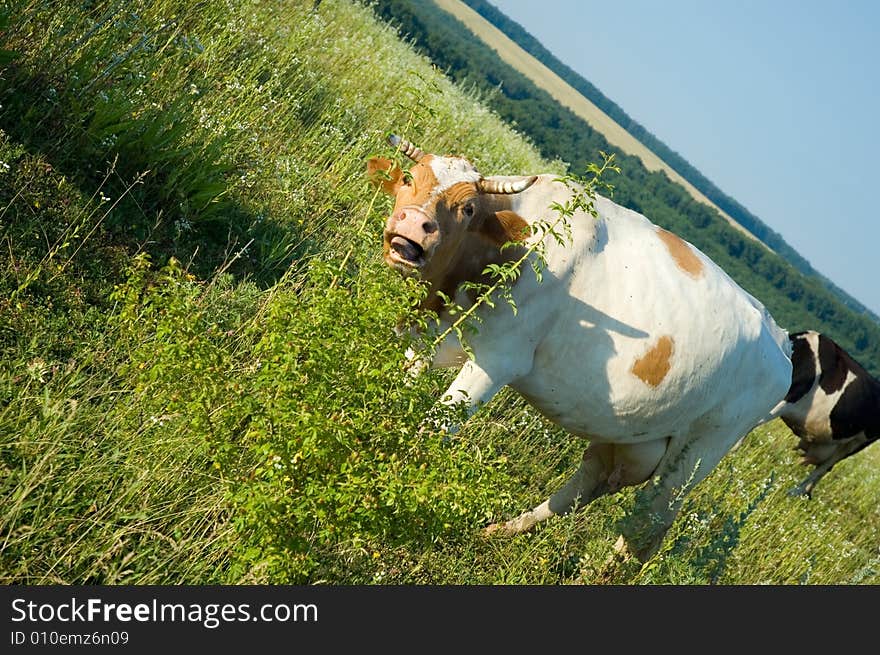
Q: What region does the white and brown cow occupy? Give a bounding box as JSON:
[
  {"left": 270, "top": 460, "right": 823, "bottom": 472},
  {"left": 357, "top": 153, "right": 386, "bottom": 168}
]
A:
[
  {"left": 773, "top": 331, "right": 880, "bottom": 498},
  {"left": 368, "top": 135, "right": 792, "bottom": 561}
]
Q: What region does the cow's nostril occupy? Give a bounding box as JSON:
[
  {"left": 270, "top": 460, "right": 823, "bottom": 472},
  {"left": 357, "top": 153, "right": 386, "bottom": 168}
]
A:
[{"left": 422, "top": 221, "right": 437, "bottom": 234}]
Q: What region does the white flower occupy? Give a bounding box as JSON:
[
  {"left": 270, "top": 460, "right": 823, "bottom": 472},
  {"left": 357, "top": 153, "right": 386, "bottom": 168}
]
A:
[{"left": 26, "top": 359, "right": 48, "bottom": 383}]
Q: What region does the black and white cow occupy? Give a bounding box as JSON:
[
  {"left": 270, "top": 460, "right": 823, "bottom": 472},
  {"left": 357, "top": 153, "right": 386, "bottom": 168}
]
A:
[{"left": 774, "top": 330, "right": 880, "bottom": 497}]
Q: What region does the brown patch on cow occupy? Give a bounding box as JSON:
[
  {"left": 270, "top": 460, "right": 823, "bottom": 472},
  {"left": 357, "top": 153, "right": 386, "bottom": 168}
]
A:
[
  {"left": 657, "top": 229, "right": 703, "bottom": 279},
  {"left": 631, "top": 336, "right": 674, "bottom": 387},
  {"left": 369, "top": 155, "right": 442, "bottom": 205},
  {"left": 480, "top": 210, "right": 531, "bottom": 246},
  {"left": 442, "top": 181, "right": 479, "bottom": 208},
  {"left": 389, "top": 158, "right": 439, "bottom": 208}
]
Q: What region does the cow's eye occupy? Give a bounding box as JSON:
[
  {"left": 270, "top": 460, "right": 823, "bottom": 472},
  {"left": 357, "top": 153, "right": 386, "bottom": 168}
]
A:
[
  {"left": 463, "top": 202, "right": 475, "bottom": 217},
  {"left": 402, "top": 171, "right": 413, "bottom": 186}
]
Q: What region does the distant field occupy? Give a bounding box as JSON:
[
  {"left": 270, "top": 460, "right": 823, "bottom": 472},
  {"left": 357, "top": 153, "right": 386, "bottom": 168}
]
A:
[{"left": 434, "top": 0, "right": 762, "bottom": 245}]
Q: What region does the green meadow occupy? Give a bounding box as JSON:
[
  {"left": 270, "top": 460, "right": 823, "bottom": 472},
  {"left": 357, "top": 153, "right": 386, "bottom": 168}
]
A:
[{"left": 1, "top": 0, "right": 877, "bottom": 584}]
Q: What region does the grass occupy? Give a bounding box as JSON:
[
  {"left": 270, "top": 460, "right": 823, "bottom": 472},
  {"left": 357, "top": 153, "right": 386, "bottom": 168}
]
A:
[{"left": 0, "top": 0, "right": 877, "bottom": 584}]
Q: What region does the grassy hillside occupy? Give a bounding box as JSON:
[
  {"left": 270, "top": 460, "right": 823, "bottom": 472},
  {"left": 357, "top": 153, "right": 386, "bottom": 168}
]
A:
[
  {"left": 462, "top": 0, "right": 879, "bottom": 323},
  {"left": 1, "top": 0, "right": 878, "bottom": 585}
]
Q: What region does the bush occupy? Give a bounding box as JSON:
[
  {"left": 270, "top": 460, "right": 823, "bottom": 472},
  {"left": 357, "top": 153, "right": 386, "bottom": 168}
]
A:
[{"left": 113, "top": 255, "right": 514, "bottom": 583}]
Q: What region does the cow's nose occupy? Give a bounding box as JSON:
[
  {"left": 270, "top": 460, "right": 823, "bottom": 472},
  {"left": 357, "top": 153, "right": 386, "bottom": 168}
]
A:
[{"left": 396, "top": 208, "right": 438, "bottom": 236}]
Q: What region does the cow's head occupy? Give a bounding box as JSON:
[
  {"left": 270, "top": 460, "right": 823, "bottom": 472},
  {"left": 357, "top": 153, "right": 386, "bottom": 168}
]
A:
[{"left": 367, "top": 135, "right": 537, "bottom": 288}]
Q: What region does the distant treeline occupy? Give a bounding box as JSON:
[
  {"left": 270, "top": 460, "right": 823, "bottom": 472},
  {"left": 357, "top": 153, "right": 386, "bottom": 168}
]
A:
[
  {"left": 460, "top": 0, "right": 878, "bottom": 323},
  {"left": 370, "top": 0, "right": 880, "bottom": 375}
]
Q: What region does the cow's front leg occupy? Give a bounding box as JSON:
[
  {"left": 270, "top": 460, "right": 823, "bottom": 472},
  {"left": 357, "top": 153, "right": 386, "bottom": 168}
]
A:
[
  {"left": 422, "top": 359, "right": 508, "bottom": 436},
  {"left": 789, "top": 435, "right": 871, "bottom": 498},
  {"left": 484, "top": 444, "right": 612, "bottom": 536}
]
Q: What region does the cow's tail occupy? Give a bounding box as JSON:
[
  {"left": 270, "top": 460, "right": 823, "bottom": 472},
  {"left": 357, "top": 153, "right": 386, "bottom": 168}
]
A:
[
  {"left": 729, "top": 398, "right": 790, "bottom": 453},
  {"left": 730, "top": 326, "right": 794, "bottom": 453}
]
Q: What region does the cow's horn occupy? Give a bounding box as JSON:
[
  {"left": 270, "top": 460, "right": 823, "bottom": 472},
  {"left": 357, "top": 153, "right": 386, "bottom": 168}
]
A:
[
  {"left": 387, "top": 134, "right": 425, "bottom": 162},
  {"left": 477, "top": 175, "right": 538, "bottom": 194}
]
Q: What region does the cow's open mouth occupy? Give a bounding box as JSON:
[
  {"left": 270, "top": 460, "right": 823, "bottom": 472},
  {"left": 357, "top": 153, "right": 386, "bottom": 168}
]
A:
[{"left": 388, "top": 235, "right": 425, "bottom": 267}]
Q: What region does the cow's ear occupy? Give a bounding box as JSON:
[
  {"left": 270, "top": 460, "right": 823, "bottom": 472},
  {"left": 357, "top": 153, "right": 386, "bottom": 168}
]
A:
[
  {"left": 367, "top": 157, "right": 403, "bottom": 194},
  {"left": 479, "top": 210, "right": 531, "bottom": 246}
]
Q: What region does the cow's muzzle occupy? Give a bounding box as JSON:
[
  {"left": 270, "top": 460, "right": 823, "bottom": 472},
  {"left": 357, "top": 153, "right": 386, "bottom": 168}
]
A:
[
  {"left": 383, "top": 206, "right": 438, "bottom": 271},
  {"left": 388, "top": 234, "right": 425, "bottom": 267}
]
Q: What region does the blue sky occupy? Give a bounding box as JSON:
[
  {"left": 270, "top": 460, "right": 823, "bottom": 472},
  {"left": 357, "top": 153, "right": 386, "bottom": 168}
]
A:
[{"left": 491, "top": 0, "right": 879, "bottom": 318}]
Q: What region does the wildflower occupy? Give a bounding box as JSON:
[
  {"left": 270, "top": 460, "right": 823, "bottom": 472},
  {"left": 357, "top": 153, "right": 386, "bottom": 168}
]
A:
[{"left": 26, "top": 358, "right": 48, "bottom": 383}]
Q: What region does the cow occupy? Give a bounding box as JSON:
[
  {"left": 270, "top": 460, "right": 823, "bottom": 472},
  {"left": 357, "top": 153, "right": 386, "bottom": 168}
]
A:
[
  {"left": 772, "top": 330, "right": 880, "bottom": 498},
  {"left": 368, "top": 135, "right": 793, "bottom": 562}
]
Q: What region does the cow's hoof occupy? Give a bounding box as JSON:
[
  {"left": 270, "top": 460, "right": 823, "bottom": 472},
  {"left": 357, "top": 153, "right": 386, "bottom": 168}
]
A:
[
  {"left": 787, "top": 485, "right": 811, "bottom": 499},
  {"left": 482, "top": 522, "right": 505, "bottom": 537},
  {"left": 612, "top": 535, "right": 632, "bottom": 560},
  {"left": 483, "top": 521, "right": 522, "bottom": 537},
  {"left": 595, "top": 536, "right": 635, "bottom": 583}
]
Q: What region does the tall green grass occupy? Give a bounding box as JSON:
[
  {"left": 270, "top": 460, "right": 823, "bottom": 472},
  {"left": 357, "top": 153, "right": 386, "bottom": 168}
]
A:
[{"left": 1, "top": 0, "right": 877, "bottom": 584}]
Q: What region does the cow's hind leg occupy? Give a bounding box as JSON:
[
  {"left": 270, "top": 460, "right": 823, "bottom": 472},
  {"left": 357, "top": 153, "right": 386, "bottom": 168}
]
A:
[
  {"left": 789, "top": 434, "right": 871, "bottom": 498},
  {"left": 618, "top": 429, "right": 741, "bottom": 563},
  {"left": 485, "top": 439, "right": 667, "bottom": 536}
]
